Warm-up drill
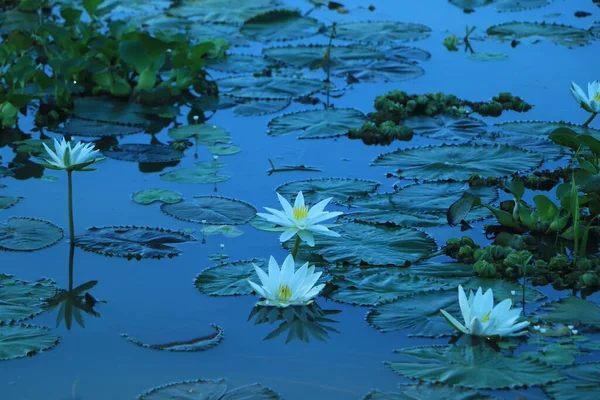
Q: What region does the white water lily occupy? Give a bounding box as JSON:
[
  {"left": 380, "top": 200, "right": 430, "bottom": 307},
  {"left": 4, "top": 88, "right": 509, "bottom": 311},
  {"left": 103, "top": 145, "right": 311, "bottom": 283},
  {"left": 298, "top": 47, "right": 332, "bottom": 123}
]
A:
[
  {"left": 42, "top": 137, "right": 103, "bottom": 171},
  {"left": 256, "top": 191, "right": 342, "bottom": 246},
  {"left": 440, "top": 285, "right": 529, "bottom": 338},
  {"left": 247, "top": 254, "right": 325, "bottom": 307},
  {"left": 571, "top": 81, "right": 600, "bottom": 114}
]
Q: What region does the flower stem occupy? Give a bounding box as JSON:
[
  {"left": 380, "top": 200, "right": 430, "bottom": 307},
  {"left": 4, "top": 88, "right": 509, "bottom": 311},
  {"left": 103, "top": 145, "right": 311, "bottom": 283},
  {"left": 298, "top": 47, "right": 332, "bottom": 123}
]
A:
[
  {"left": 583, "top": 112, "right": 597, "bottom": 127},
  {"left": 291, "top": 235, "right": 301, "bottom": 259},
  {"left": 67, "top": 170, "right": 75, "bottom": 245}
]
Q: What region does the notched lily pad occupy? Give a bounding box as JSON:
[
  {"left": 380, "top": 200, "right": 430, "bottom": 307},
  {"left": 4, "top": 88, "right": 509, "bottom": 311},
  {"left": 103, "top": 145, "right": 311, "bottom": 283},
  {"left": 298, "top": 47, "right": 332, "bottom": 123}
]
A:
[
  {"left": 132, "top": 189, "right": 183, "bottom": 205},
  {"left": 0, "top": 217, "right": 63, "bottom": 252},
  {"left": 538, "top": 296, "right": 600, "bottom": 329},
  {"left": 137, "top": 378, "right": 281, "bottom": 399},
  {"left": 325, "top": 21, "right": 432, "bottom": 44},
  {"left": 240, "top": 9, "right": 323, "bottom": 42},
  {"left": 102, "top": 144, "right": 183, "bottom": 163},
  {"left": 122, "top": 324, "right": 224, "bottom": 352},
  {"left": 167, "top": 124, "right": 231, "bottom": 145},
  {"left": 276, "top": 178, "right": 379, "bottom": 204},
  {"left": 159, "top": 162, "right": 231, "bottom": 184},
  {"left": 52, "top": 119, "right": 145, "bottom": 138},
  {"left": 486, "top": 21, "right": 593, "bottom": 47},
  {"left": 262, "top": 44, "right": 384, "bottom": 70},
  {"left": 0, "top": 194, "right": 22, "bottom": 210},
  {"left": 403, "top": 115, "right": 488, "bottom": 142},
  {"left": 194, "top": 259, "right": 264, "bottom": 296},
  {"left": 0, "top": 324, "right": 59, "bottom": 361},
  {"left": 267, "top": 108, "right": 367, "bottom": 139},
  {"left": 216, "top": 76, "right": 330, "bottom": 100},
  {"left": 161, "top": 196, "right": 257, "bottom": 225},
  {"left": 0, "top": 275, "right": 58, "bottom": 324},
  {"left": 75, "top": 225, "right": 196, "bottom": 260}
]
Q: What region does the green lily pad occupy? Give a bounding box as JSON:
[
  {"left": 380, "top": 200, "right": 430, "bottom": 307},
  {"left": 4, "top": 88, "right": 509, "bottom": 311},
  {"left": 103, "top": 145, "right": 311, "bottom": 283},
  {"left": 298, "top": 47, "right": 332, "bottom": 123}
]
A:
[
  {"left": 71, "top": 97, "right": 155, "bottom": 126},
  {"left": 334, "top": 59, "right": 425, "bottom": 83},
  {"left": 161, "top": 196, "right": 257, "bottom": 225},
  {"left": 167, "top": 124, "right": 231, "bottom": 145},
  {"left": 373, "top": 144, "right": 543, "bottom": 181},
  {"left": 0, "top": 324, "right": 59, "bottom": 361},
  {"left": 467, "top": 52, "right": 509, "bottom": 61},
  {"left": 324, "top": 21, "right": 432, "bottom": 44},
  {"left": 486, "top": 21, "right": 593, "bottom": 48},
  {"left": 262, "top": 45, "right": 384, "bottom": 70},
  {"left": 0, "top": 275, "right": 58, "bottom": 324},
  {"left": 385, "top": 45, "right": 432, "bottom": 62},
  {"left": 342, "top": 212, "right": 451, "bottom": 228},
  {"left": 159, "top": 162, "right": 231, "bottom": 184},
  {"left": 450, "top": 0, "right": 550, "bottom": 12},
  {"left": 232, "top": 99, "right": 291, "bottom": 117},
  {"left": 275, "top": 178, "right": 380, "bottom": 204},
  {"left": 387, "top": 345, "right": 563, "bottom": 389},
  {"left": 14, "top": 139, "right": 55, "bottom": 155},
  {"left": 400, "top": 262, "right": 474, "bottom": 287},
  {"left": 494, "top": 120, "right": 600, "bottom": 140},
  {"left": 296, "top": 221, "right": 437, "bottom": 266},
  {"left": 0, "top": 189, "right": 21, "bottom": 210},
  {"left": 363, "top": 383, "right": 498, "bottom": 400},
  {"left": 403, "top": 115, "right": 488, "bottom": 143},
  {"left": 132, "top": 189, "right": 183, "bottom": 205},
  {"left": 267, "top": 108, "right": 368, "bottom": 139},
  {"left": 75, "top": 225, "right": 196, "bottom": 260},
  {"left": 240, "top": 9, "right": 322, "bottom": 42},
  {"left": 522, "top": 342, "right": 577, "bottom": 366},
  {"left": 102, "top": 144, "right": 183, "bottom": 163},
  {"left": 479, "top": 133, "right": 564, "bottom": 161},
  {"left": 216, "top": 76, "right": 330, "bottom": 100},
  {"left": 538, "top": 296, "right": 600, "bottom": 329},
  {"left": 206, "top": 54, "right": 277, "bottom": 74},
  {"left": 167, "top": 0, "right": 281, "bottom": 25},
  {"left": 122, "top": 324, "right": 224, "bottom": 352},
  {"left": 543, "top": 362, "right": 600, "bottom": 400},
  {"left": 194, "top": 259, "right": 264, "bottom": 296},
  {"left": 208, "top": 145, "right": 241, "bottom": 156},
  {"left": 53, "top": 119, "right": 145, "bottom": 137},
  {"left": 0, "top": 217, "right": 63, "bottom": 252},
  {"left": 137, "top": 378, "right": 281, "bottom": 399},
  {"left": 201, "top": 225, "right": 244, "bottom": 238}
]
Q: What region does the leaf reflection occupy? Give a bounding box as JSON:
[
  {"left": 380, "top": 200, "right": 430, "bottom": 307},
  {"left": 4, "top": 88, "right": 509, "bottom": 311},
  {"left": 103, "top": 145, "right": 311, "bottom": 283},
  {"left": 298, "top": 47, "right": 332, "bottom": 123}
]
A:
[{"left": 247, "top": 302, "right": 341, "bottom": 343}]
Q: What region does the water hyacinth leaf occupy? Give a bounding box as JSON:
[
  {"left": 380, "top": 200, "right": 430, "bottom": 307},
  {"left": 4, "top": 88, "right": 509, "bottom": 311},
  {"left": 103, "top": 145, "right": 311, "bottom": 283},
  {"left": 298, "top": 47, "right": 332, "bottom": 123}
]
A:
[
  {"left": 132, "top": 189, "right": 182, "bottom": 205},
  {"left": 324, "top": 21, "right": 432, "bottom": 44},
  {"left": 167, "top": 124, "right": 231, "bottom": 145},
  {"left": 373, "top": 144, "right": 543, "bottom": 181},
  {"left": 267, "top": 109, "right": 368, "bottom": 139},
  {"left": 206, "top": 54, "right": 276, "bottom": 74},
  {"left": 543, "top": 362, "right": 600, "bottom": 400},
  {"left": 300, "top": 222, "right": 437, "bottom": 266},
  {"left": 159, "top": 162, "right": 230, "bottom": 184},
  {"left": 403, "top": 115, "right": 488, "bottom": 143},
  {"left": 75, "top": 226, "right": 196, "bottom": 260},
  {"left": 0, "top": 275, "right": 58, "bottom": 324},
  {"left": 121, "top": 324, "right": 224, "bottom": 352},
  {"left": 0, "top": 217, "right": 63, "bottom": 252},
  {"left": 102, "top": 144, "right": 183, "bottom": 163},
  {"left": 262, "top": 45, "right": 384, "bottom": 70},
  {"left": 538, "top": 296, "right": 600, "bottom": 329},
  {"left": 161, "top": 196, "right": 257, "bottom": 225},
  {"left": 335, "top": 60, "right": 424, "bottom": 83},
  {"left": 201, "top": 225, "right": 244, "bottom": 238},
  {"left": 486, "top": 22, "right": 593, "bottom": 47},
  {"left": 208, "top": 145, "right": 241, "bottom": 156},
  {"left": 240, "top": 9, "right": 323, "bottom": 42},
  {"left": 216, "top": 76, "right": 330, "bottom": 100},
  {"left": 387, "top": 345, "right": 563, "bottom": 389},
  {"left": 276, "top": 178, "right": 379, "bottom": 204},
  {"left": 327, "top": 267, "right": 448, "bottom": 306},
  {"left": 194, "top": 259, "right": 264, "bottom": 296},
  {"left": 0, "top": 324, "right": 59, "bottom": 360},
  {"left": 167, "top": 0, "right": 281, "bottom": 25},
  {"left": 0, "top": 9, "right": 41, "bottom": 34},
  {"left": 52, "top": 118, "right": 145, "bottom": 137},
  {"left": 137, "top": 378, "right": 281, "bottom": 400}
]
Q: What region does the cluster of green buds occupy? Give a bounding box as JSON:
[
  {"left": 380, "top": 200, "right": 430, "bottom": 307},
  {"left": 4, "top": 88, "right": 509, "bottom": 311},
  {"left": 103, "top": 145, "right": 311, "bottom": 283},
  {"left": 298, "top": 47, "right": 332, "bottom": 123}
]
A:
[
  {"left": 348, "top": 121, "right": 413, "bottom": 145},
  {"left": 443, "top": 236, "right": 480, "bottom": 264}
]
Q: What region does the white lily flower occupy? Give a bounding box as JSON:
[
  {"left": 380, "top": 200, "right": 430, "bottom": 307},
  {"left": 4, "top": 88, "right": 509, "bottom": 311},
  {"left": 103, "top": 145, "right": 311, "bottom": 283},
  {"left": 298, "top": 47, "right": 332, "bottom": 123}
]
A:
[
  {"left": 256, "top": 191, "right": 343, "bottom": 247},
  {"left": 440, "top": 285, "right": 529, "bottom": 338},
  {"left": 247, "top": 254, "right": 325, "bottom": 308},
  {"left": 571, "top": 81, "right": 600, "bottom": 114},
  {"left": 42, "top": 137, "right": 103, "bottom": 171}
]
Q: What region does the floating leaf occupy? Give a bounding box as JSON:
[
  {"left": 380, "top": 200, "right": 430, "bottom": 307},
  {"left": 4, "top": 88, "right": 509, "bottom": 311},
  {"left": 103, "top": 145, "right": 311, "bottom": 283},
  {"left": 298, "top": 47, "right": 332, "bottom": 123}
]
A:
[
  {"left": 159, "top": 162, "right": 230, "bottom": 184},
  {"left": 538, "top": 296, "right": 600, "bottom": 329},
  {"left": 168, "top": 0, "right": 281, "bottom": 25},
  {"left": 14, "top": 139, "right": 55, "bottom": 155},
  {"left": 102, "top": 144, "right": 183, "bottom": 163},
  {"left": 201, "top": 225, "right": 244, "bottom": 238},
  {"left": 262, "top": 45, "right": 384, "bottom": 70},
  {"left": 167, "top": 124, "right": 231, "bottom": 145},
  {"left": 206, "top": 54, "right": 276, "bottom": 74},
  {"left": 467, "top": 52, "right": 509, "bottom": 61},
  {"left": 363, "top": 383, "right": 498, "bottom": 400},
  {"left": 478, "top": 134, "right": 564, "bottom": 161},
  {"left": 71, "top": 97, "right": 155, "bottom": 126},
  {"left": 0, "top": 189, "right": 21, "bottom": 210},
  {"left": 137, "top": 378, "right": 281, "bottom": 399},
  {"left": 387, "top": 345, "right": 563, "bottom": 389},
  {"left": 296, "top": 221, "right": 437, "bottom": 266},
  {"left": 132, "top": 189, "right": 183, "bottom": 205},
  {"left": 52, "top": 119, "right": 145, "bottom": 137},
  {"left": 450, "top": 0, "right": 550, "bottom": 12},
  {"left": 335, "top": 59, "right": 424, "bottom": 83},
  {"left": 0, "top": 275, "right": 58, "bottom": 324},
  {"left": 544, "top": 362, "right": 600, "bottom": 400},
  {"left": 216, "top": 76, "right": 330, "bottom": 100},
  {"left": 403, "top": 115, "right": 488, "bottom": 143},
  {"left": 0, "top": 324, "right": 59, "bottom": 361},
  {"left": 400, "top": 262, "right": 474, "bottom": 288},
  {"left": 240, "top": 9, "right": 322, "bottom": 42},
  {"left": 522, "top": 342, "right": 577, "bottom": 366},
  {"left": 0, "top": 217, "right": 63, "bottom": 252},
  {"left": 385, "top": 45, "right": 432, "bottom": 62},
  {"left": 494, "top": 120, "right": 600, "bottom": 140},
  {"left": 373, "top": 144, "right": 543, "bottom": 181},
  {"left": 486, "top": 22, "right": 593, "bottom": 48},
  {"left": 276, "top": 178, "right": 379, "bottom": 204},
  {"left": 161, "top": 196, "right": 257, "bottom": 225},
  {"left": 194, "top": 259, "right": 264, "bottom": 296},
  {"left": 232, "top": 99, "right": 291, "bottom": 116},
  {"left": 122, "top": 324, "right": 224, "bottom": 352},
  {"left": 208, "top": 145, "right": 241, "bottom": 156},
  {"left": 324, "top": 21, "right": 432, "bottom": 44},
  {"left": 267, "top": 108, "right": 367, "bottom": 139},
  {"left": 75, "top": 226, "right": 196, "bottom": 260}
]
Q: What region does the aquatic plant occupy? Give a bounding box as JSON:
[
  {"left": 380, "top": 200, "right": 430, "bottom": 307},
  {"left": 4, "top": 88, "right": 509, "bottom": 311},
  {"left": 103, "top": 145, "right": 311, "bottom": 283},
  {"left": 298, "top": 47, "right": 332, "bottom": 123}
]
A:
[{"left": 570, "top": 80, "right": 599, "bottom": 126}]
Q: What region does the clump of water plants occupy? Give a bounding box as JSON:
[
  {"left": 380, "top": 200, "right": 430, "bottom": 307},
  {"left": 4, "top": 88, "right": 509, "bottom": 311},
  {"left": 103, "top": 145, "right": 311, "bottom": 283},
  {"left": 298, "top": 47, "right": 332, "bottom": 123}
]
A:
[{"left": 348, "top": 121, "right": 413, "bottom": 145}]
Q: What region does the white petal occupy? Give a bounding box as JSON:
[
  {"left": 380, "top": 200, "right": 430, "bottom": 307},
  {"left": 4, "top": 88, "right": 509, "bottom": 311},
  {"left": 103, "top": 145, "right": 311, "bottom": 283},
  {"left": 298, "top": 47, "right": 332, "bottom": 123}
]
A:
[
  {"left": 297, "top": 229, "right": 315, "bottom": 246},
  {"left": 440, "top": 309, "right": 468, "bottom": 334},
  {"left": 458, "top": 286, "right": 471, "bottom": 326},
  {"left": 306, "top": 211, "right": 343, "bottom": 225},
  {"left": 307, "top": 224, "right": 340, "bottom": 236},
  {"left": 307, "top": 197, "right": 332, "bottom": 217},
  {"left": 267, "top": 256, "right": 281, "bottom": 290},
  {"left": 253, "top": 263, "right": 271, "bottom": 288},
  {"left": 300, "top": 283, "right": 324, "bottom": 301},
  {"left": 279, "top": 228, "right": 298, "bottom": 243},
  {"left": 276, "top": 192, "right": 294, "bottom": 218},
  {"left": 572, "top": 82, "right": 588, "bottom": 102},
  {"left": 42, "top": 142, "right": 64, "bottom": 167},
  {"left": 279, "top": 254, "right": 296, "bottom": 286},
  {"left": 293, "top": 191, "right": 306, "bottom": 210},
  {"left": 247, "top": 280, "right": 269, "bottom": 300}
]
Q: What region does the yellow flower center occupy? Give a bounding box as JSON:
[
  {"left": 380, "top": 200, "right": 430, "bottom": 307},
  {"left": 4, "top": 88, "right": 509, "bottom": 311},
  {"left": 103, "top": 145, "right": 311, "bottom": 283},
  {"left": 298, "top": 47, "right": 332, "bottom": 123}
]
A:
[
  {"left": 594, "top": 92, "right": 600, "bottom": 102},
  {"left": 293, "top": 205, "right": 309, "bottom": 221},
  {"left": 277, "top": 284, "right": 292, "bottom": 302},
  {"left": 482, "top": 311, "right": 491, "bottom": 323}
]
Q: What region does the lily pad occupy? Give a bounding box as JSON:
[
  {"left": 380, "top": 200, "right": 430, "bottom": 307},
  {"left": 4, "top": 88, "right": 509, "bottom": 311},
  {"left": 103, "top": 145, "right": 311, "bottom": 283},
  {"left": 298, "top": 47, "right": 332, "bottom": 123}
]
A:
[
  {"left": 122, "top": 324, "right": 224, "bottom": 352},
  {"left": 538, "top": 296, "right": 600, "bottom": 329},
  {"left": 75, "top": 225, "right": 196, "bottom": 260},
  {"left": 387, "top": 345, "right": 563, "bottom": 389},
  {"left": 494, "top": 120, "right": 600, "bottom": 140},
  {"left": 201, "top": 225, "right": 244, "bottom": 238},
  {"left": 342, "top": 212, "right": 451, "bottom": 228},
  {"left": 450, "top": 0, "right": 550, "bottom": 12},
  {"left": 467, "top": 52, "right": 509, "bottom": 61},
  {"left": 543, "top": 362, "right": 600, "bottom": 400},
  {"left": 262, "top": 45, "right": 384, "bottom": 70},
  {"left": 363, "top": 384, "right": 498, "bottom": 400},
  {"left": 132, "top": 189, "right": 183, "bottom": 205},
  {"left": 216, "top": 76, "right": 330, "bottom": 100},
  {"left": 403, "top": 115, "right": 488, "bottom": 143},
  {"left": 52, "top": 119, "right": 145, "bottom": 137},
  {"left": 267, "top": 108, "right": 368, "bottom": 139},
  {"left": 70, "top": 97, "right": 155, "bottom": 126},
  {"left": 400, "top": 262, "right": 474, "bottom": 288},
  {"left": 275, "top": 178, "right": 379, "bottom": 204},
  {"left": 167, "top": 124, "right": 231, "bottom": 145},
  {"left": 0, "top": 324, "right": 59, "bottom": 361},
  {"left": 102, "top": 144, "right": 183, "bottom": 163},
  {"left": 385, "top": 45, "right": 432, "bottom": 62},
  {"left": 0, "top": 275, "right": 58, "bottom": 324},
  {"left": 478, "top": 133, "right": 564, "bottom": 161},
  {"left": 159, "top": 162, "right": 231, "bottom": 184},
  {"left": 335, "top": 59, "right": 425, "bottom": 83},
  {"left": 297, "top": 221, "right": 437, "bottom": 266},
  {"left": 208, "top": 145, "right": 242, "bottom": 156},
  {"left": 206, "top": 54, "right": 277, "bottom": 74},
  {"left": 372, "top": 144, "right": 543, "bottom": 181},
  {"left": 14, "top": 139, "right": 55, "bottom": 155},
  {"left": 232, "top": 99, "right": 291, "bottom": 116},
  {"left": 194, "top": 259, "right": 263, "bottom": 296},
  {"left": 324, "top": 21, "right": 432, "bottom": 44},
  {"left": 0, "top": 217, "right": 63, "bottom": 252},
  {"left": 161, "top": 196, "right": 257, "bottom": 225},
  {"left": 240, "top": 9, "right": 322, "bottom": 42},
  {"left": 137, "top": 378, "right": 281, "bottom": 399},
  {"left": 167, "top": 0, "right": 281, "bottom": 25},
  {"left": 0, "top": 190, "right": 21, "bottom": 210},
  {"left": 486, "top": 21, "right": 593, "bottom": 48}
]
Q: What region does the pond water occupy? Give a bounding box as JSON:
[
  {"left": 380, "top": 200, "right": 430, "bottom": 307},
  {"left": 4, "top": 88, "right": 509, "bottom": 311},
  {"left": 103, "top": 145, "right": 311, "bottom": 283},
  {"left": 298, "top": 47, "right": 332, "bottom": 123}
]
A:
[{"left": 1, "top": 0, "right": 600, "bottom": 399}]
